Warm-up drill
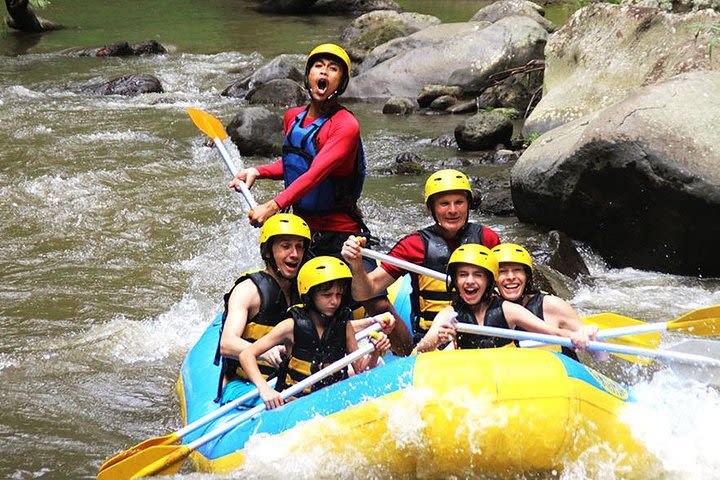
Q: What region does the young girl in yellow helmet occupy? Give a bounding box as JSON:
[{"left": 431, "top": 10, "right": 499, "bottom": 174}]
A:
[
  {"left": 240, "top": 256, "right": 391, "bottom": 409},
  {"left": 414, "top": 244, "right": 596, "bottom": 353}
]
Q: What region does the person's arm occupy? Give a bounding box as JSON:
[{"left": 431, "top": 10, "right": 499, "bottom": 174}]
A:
[
  {"left": 346, "top": 321, "right": 390, "bottom": 373},
  {"left": 415, "top": 307, "right": 456, "bottom": 353},
  {"left": 219, "top": 280, "right": 259, "bottom": 359},
  {"left": 341, "top": 235, "right": 397, "bottom": 301},
  {"left": 542, "top": 296, "right": 607, "bottom": 360},
  {"left": 481, "top": 226, "right": 501, "bottom": 249},
  {"left": 219, "top": 280, "right": 286, "bottom": 368},
  {"left": 502, "top": 301, "right": 594, "bottom": 349},
  {"left": 239, "top": 318, "right": 294, "bottom": 410}
]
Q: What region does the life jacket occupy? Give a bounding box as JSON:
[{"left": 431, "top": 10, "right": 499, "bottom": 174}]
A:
[
  {"left": 454, "top": 297, "right": 514, "bottom": 349},
  {"left": 213, "top": 270, "right": 292, "bottom": 402},
  {"left": 281, "top": 105, "right": 365, "bottom": 217},
  {"left": 411, "top": 223, "right": 486, "bottom": 336},
  {"left": 520, "top": 293, "right": 579, "bottom": 361},
  {"left": 277, "top": 304, "right": 350, "bottom": 397}
]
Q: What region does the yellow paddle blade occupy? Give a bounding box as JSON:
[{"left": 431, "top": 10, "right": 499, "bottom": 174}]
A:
[
  {"left": 667, "top": 305, "right": 720, "bottom": 335},
  {"left": 583, "top": 313, "right": 662, "bottom": 349},
  {"left": 582, "top": 313, "right": 659, "bottom": 365},
  {"left": 187, "top": 107, "right": 228, "bottom": 141},
  {"left": 97, "top": 445, "right": 185, "bottom": 480},
  {"left": 99, "top": 433, "right": 178, "bottom": 473}
]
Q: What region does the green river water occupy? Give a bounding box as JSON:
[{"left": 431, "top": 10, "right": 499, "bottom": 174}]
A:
[{"left": 2, "top": 1, "right": 720, "bottom": 478}]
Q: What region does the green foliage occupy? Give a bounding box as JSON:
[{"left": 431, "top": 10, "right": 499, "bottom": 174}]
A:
[
  {"left": 692, "top": 23, "right": 720, "bottom": 60},
  {"left": 29, "top": 0, "right": 52, "bottom": 9},
  {"left": 522, "top": 132, "right": 541, "bottom": 148}
]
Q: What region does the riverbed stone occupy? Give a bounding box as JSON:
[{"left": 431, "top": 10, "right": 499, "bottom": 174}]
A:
[
  {"left": 429, "top": 95, "right": 457, "bottom": 111},
  {"left": 345, "top": 15, "right": 547, "bottom": 99},
  {"left": 226, "top": 107, "right": 284, "bottom": 156},
  {"left": 223, "top": 55, "right": 304, "bottom": 99},
  {"left": 512, "top": 70, "right": 720, "bottom": 275},
  {"left": 75, "top": 74, "right": 164, "bottom": 96},
  {"left": 342, "top": 10, "right": 441, "bottom": 56},
  {"left": 545, "top": 230, "right": 590, "bottom": 279},
  {"left": 75, "top": 40, "right": 167, "bottom": 57},
  {"left": 417, "top": 85, "right": 463, "bottom": 108},
  {"left": 470, "top": 0, "right": 555, "bottom": 32},
  {"left": 447, "top": 100, "right": 478, "bottom": 114},
  {"left": 523, "top": 4, "right": 720, "bottom": 136},
  {"left": 246, "top": 79, "right": 307, "bottom": 107},
  {"left": 382, "top": 97, "right": 416, "bottom": 114},
  {"left": 455, "top": 111, "right": 514, "bottom": 151}
]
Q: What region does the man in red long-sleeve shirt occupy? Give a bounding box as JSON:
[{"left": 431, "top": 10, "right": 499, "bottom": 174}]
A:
[
  {"left": 342, "top": 169, "right": 501, "bottom": 345},
  {"left": 230, "top": 43, "right": 412, "bottom": 355}
]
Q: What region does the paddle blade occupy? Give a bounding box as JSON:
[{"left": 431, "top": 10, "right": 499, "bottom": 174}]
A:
[
  {"left": 584, "top": 313, "right": 661, "bottom": 348},
  {"left": 99, "top": 433, "right": 178, "bottom": 473},
  {"left": 97, "top": 445, "right": 186, "bottom": 480},
  {"left": 667, "top": 305, "right": 720, "bottom": 336},
  {"left": 187, "top": 108, "right": 228, "bottom": 141}
]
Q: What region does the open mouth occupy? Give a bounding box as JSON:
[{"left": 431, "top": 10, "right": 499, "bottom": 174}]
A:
[
  {"left": 462, "top": 286, "right": 479, "bottom": 296},
  {"left": 316, "top": 78, "right": 328, "bottom": 95}
]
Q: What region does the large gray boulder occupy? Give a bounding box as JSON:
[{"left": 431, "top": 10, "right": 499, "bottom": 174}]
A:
[
  {"left": 74, "top": 74, "right": 163, "bottom": 96},
  {"left": 470, "top": 0, "right": 555, "bottom": 32},
  {"left": 246, "top": 79, "right": 307, "bottom": 107},
  {"left": 342, "top": 10, "right": 441, "bottom": 57},
  {"left": 512, "top": 71, "right": 720, "bottom": 276},
  {"left": 523, "top": 4, "right": 720, "bottom": 136},
  {"left": 223, "top": 55, "right": 304, "bottom": 99},
  {"left": 345, "top": 15, "right": 548, "bottom": 99},
  {"left": 226, "top": 107, "right": 284, "bottom": 156}
]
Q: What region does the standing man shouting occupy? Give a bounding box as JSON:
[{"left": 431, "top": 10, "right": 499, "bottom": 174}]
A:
[{"left": 230, "top": 43, "right": 411, "bottom": 354}]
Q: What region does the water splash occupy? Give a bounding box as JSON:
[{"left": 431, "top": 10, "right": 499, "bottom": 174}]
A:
[{"left": 622, "top": 370, "right": 720, "bottom": 479}]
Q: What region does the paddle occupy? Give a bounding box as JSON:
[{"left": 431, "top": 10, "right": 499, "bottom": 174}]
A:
[
  {"left": 519, "top": 306, "right": 720, "bottom": 350},
  {"left": 98, "top": 378, "right": 276, "bottom": 473},
  {"left": 98, "top": 319, "right": 387, "bottom": 480},
  {"left": 452, "top": 322, "right": 720, "bottom": 368},
  {"left": 361, "top": 248, "right": 447, "bottom": 282},
  {"left": 186, "top": 107, "right": 258, "bottom": 209}
]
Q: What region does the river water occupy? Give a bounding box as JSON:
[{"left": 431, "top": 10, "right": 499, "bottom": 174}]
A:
[{"left": 1, "top": 1, "right": 719, "bottom": 479}]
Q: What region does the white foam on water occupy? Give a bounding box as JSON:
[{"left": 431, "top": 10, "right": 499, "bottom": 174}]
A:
[
  {"left": 0, "top": 353, "right": 19, "bottom": 371},
  {"left": 569, "top": 263, "right": 720, "bottom": 321},
  {"left": 238, "top": 386, "right": 516, "bottom": 480},
  {"left": 4, "top": 85, "right": 44, "bottom": 98},
  {"left": 10, "top": 124, "right": 53, "bottom": 139},
  {"left": 72, "top": 130, "right": 161, "bottom": 143},
  {"left": 619, "top": 370, "right": 720, "bottom": 479}
]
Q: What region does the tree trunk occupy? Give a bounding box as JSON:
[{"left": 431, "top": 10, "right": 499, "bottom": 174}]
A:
[{"left": 5, "top": 0, "right": 63, "bottom": 33}]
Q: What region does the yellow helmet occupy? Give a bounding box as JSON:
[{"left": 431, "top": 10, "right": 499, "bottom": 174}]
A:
[
  {"left": 424, "top": 169, "right": 472, "bottom": 204},
  {"left": 305, "top": 43, "right": 351, "bottom": 95},
  {"left": 491, "top": 243, "right": 533, "bottom": 270},
  {"left": 259, "top": 213, "right": 311, "bottom": 246},
  {"left": 297, "top": 256, "right": 353, "bottom": 296},
  {"left": 448, "top": 243, "right": 498, "bottom": 281}
]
